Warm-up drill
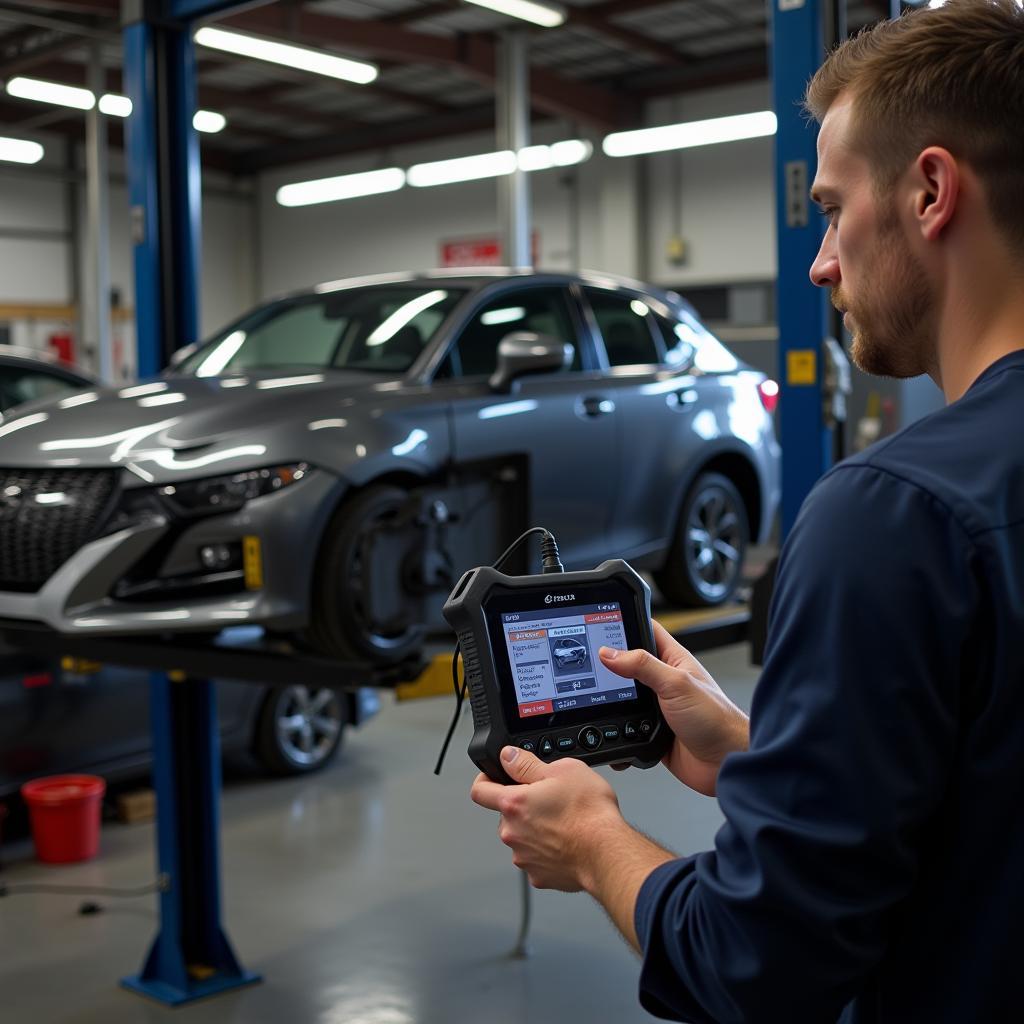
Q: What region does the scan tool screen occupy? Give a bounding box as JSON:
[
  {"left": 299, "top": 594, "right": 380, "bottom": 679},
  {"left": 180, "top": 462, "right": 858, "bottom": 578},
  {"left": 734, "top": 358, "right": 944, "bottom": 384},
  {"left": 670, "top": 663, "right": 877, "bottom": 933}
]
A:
[{"left": 500, "top": 602, "right": 637, "bottom": 719}]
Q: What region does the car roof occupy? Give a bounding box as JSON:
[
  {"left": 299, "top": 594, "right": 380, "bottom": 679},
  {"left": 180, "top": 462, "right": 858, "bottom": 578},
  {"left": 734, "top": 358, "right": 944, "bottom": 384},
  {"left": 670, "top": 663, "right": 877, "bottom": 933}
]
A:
[
  {"left": 0, "top": 344, "right": 94, "bottom": 382},
  {"left": 282, "top": 268, "right": 690, "bottom": 316}
]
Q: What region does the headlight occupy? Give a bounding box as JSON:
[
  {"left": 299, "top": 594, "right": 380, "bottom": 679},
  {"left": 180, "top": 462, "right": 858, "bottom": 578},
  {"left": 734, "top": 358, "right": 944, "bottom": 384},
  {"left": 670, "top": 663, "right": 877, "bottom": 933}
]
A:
[{"left": 157, "top": 463, "right": 311, "bottom": 516}]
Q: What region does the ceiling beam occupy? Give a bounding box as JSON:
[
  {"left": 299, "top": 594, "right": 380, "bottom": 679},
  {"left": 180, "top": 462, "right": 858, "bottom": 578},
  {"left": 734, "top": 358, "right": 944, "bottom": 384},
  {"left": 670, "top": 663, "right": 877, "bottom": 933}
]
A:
[{"left": 223, "top": 6, "right": 636, "bottom": 129}]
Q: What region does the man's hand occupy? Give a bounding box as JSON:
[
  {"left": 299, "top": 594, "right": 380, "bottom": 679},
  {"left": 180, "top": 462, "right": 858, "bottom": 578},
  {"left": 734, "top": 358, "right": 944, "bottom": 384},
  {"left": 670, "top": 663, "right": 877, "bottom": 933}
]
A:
[
  {"left": 600, "top": 621, "right": 749, "bottom": 796},
  {"left": 470, "top": 747, "right": 624, "bottom": 893},
  {"left": 470, "top": 747, "right": 676, "bottom": 948}
]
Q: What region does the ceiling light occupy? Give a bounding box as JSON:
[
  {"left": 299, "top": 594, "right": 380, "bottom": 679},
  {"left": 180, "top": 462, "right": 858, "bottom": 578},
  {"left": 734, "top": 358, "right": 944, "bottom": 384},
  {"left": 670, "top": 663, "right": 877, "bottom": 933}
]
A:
[
  {"left": 0, "top": 136, "right": 44, "bottom": 164},
  {"left": 603, "top": 110, "right": 777, "bottom": 158},
  {"left": 277, "top": 167, "right": 406, "bottom": 207},
  {"left": 193, "top": 110, "right": 226, "bottom": 134},
  {"left": 194, "top": 26, "right": 377, "bottom": 85},
  {"left": 517, "top": 139, "right": 592, "bottom": 171},
  {"left": 6, "top": 76, "right": 95, "bottom": 110},
  {"left": 462, "top": 0, "right": 565, "bottom": 28},
  {"left": 99, "top": 93, "right": 132, "bottom": 117},
  {"left": 407, "top": 151, "right": 517, "bottom": 188}
]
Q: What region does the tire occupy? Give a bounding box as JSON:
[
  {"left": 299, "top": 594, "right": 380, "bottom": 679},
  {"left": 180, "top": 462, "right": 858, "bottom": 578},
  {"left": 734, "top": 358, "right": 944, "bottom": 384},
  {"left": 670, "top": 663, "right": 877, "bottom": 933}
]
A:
[
  {"left": 306, "top": 484, "right": 423, "bottom": 663},
  {"left": 254, "top": 684, "right": 346, "bottom": 776},
  {"left": 654, "top": 471, "right": 749, "bottom": 607}
]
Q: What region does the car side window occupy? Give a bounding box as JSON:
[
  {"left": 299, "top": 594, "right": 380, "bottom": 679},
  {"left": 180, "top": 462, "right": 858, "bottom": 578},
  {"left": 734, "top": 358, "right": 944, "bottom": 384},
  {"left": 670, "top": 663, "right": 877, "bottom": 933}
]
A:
[
  {"left": 584, "top": 289, "right": 663, "bottom": 367},
  {"left": 655, "top": 310, "right": 739, "bottom": 373},
  {"left": 443, "top": 287, "right": 581, "bottom": 379},
  {"left": 0, "top": 367, "right": 78, "bottom": 411}
]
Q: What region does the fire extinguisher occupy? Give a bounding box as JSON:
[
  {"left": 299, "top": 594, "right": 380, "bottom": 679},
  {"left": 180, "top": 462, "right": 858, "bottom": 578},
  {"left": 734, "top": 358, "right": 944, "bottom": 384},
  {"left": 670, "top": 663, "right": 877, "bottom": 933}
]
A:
[{"left": 48, "top": 332, "right": 75, "bottom": 365}]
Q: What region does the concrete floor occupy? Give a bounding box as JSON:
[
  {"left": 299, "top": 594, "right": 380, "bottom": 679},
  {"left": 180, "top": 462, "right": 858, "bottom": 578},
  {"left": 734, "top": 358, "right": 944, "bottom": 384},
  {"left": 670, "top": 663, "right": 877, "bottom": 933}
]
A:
[{"left": 0, "top": 644, "right": 759, "bottom": 1024}]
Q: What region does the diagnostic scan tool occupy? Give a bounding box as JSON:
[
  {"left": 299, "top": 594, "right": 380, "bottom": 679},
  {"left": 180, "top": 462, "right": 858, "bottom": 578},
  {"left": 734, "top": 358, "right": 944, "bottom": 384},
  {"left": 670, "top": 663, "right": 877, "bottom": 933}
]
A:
[{"left": 443, "top": 558, "right": 671, "bottom": 784}]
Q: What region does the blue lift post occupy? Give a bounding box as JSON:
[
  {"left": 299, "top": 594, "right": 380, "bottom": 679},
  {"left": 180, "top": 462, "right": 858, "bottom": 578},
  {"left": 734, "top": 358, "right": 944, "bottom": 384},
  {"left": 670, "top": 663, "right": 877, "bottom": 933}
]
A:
[
  {"left": 119, "top": 0, "right": 260, "bottom": 1004},
  {"left": 770, "top": 0, "right": 833, "bottom": 538}
]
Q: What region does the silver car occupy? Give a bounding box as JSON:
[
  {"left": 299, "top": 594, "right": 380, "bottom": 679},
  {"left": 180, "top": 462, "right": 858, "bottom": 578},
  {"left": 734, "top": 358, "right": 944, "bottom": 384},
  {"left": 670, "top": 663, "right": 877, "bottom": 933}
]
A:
[{"left": 0, "top": 270, "right": 780, "bottom": 664}]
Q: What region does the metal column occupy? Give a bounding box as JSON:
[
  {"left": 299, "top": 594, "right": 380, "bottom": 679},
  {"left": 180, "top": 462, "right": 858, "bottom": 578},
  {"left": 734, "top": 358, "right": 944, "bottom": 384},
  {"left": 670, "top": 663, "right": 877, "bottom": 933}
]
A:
[
  {"left": 119, "top": 0, "right": 258, "bottom": 1004},
  {"left": 496, "top": 30, "right": 531, "bottom": 268},
  {"left": 85, "top": 43, "right": 114, "bottom": 383},
  {"left": 770, "top": 0, "right": 832, "bottom": 536}
]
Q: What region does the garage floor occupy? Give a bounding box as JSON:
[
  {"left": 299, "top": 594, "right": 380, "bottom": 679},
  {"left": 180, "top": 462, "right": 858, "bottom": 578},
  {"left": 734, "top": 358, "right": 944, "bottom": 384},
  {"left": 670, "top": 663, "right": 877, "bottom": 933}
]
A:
[{"left": 0, "top": 644, "right": 758, "bottom": 1024}]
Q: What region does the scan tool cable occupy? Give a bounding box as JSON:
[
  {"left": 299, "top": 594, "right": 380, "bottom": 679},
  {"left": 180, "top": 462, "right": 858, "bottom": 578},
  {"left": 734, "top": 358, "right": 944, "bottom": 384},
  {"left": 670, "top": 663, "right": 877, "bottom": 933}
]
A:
[{"left": 433, "top": 528, "right": 562, "bottom": 777}]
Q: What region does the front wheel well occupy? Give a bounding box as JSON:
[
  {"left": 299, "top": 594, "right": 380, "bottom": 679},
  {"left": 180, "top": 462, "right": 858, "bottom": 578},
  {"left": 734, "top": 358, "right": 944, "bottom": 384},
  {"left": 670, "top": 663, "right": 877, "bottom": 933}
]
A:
[{"left": 691, "top": 453, "right": 761, "bottom": 541}]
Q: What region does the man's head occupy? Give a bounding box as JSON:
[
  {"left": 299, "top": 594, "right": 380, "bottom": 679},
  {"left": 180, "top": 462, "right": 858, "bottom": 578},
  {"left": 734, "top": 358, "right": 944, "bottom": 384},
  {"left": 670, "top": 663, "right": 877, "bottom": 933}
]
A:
[{"left": 804, "top": 0, "right": 1024, "bottom": 378}]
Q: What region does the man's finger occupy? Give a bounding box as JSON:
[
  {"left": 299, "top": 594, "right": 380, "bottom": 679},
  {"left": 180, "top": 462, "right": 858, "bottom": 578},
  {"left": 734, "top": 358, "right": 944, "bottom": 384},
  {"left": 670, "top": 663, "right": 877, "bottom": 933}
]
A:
[
  {"left": 471, "top": 774, "right": 508, "bottom": 811},
  {"left": 598, "top": 644, "right": 689, "bottom": 697}
]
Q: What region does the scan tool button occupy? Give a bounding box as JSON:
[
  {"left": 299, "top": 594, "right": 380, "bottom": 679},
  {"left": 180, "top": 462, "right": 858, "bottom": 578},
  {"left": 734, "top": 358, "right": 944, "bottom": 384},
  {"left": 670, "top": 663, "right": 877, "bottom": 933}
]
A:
[
  {"left": 520, "top": 740, "right": 537, "bottom": 753},
  {"left": 539, "top": 737, "right": 555, "bottom": 757},
  {"left": 556, "top": 735, "right": 576, "bottom": 752},
  {"left": 639, "top": 720, "right": 653, "bottom": 738},
  {"left": 579, "top": 727, "right": 603, "bottom": 750},
  {"left": 602, "top": 725, "right": 621, "bottom": 743},
  {"left": 624, "top": 721, "right": 639, "bottom": 740}
]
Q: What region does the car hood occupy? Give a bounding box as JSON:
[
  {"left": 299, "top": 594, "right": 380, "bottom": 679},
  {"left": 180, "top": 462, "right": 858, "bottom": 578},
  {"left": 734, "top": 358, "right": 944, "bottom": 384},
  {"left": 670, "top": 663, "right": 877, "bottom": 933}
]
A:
[{"left": 0, "top": 369, "right": 405, "bottom": 479}]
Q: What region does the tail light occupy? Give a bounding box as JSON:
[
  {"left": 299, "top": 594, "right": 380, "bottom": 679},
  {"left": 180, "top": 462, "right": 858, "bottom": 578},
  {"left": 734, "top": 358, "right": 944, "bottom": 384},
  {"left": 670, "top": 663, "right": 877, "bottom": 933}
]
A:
[{"left": 758, "top": 378, "right": 779, "bottom": 414}]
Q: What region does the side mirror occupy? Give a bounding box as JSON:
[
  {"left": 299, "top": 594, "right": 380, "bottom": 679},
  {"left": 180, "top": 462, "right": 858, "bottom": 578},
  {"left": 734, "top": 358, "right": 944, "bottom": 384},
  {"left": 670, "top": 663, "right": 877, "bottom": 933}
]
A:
[{"left": 488, "top": 332, "right": 573, "bottom": 392}]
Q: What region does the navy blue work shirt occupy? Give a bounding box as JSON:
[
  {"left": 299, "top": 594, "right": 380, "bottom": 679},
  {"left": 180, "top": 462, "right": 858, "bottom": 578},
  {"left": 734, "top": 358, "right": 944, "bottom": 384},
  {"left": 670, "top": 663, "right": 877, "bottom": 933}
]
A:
[{"left": 635, "top": 350, "right": 1024, "bottom": 1022}]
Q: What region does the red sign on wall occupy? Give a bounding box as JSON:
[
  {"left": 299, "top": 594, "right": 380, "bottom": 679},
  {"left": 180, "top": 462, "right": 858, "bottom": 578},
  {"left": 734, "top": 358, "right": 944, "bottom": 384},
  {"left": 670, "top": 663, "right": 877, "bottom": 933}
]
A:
[{"left": 440, "top": 233, "right": 540, "bottom": 268}]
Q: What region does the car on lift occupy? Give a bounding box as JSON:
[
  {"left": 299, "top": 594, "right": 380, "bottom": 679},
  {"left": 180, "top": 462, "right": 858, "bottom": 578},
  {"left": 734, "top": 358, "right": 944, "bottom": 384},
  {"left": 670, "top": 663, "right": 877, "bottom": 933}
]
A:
[
  {"left": 0, "top": 344, "right": 93, "bottom": 414},
  {"left": 0, "top": 270, "right": 781, "bottom": 666}
]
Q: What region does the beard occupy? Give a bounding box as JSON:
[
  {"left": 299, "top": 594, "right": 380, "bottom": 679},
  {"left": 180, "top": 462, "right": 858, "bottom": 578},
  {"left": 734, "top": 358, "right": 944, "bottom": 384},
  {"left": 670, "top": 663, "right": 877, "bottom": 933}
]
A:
[{"left": 833, "top": 214, "right": 936, "bottom": 379}]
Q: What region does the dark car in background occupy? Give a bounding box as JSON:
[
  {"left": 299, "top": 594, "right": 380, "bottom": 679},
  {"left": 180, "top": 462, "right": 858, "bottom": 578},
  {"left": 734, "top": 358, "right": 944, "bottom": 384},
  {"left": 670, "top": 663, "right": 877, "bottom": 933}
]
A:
[
  {"left": 0, "top": 344, "right": 93, "bottom": 414},
  {"left": 0, "top": 270, "right": 781, "bottom": 666},
  {"left": 0, "top": 635, "right": 379, "bottom": 798}
]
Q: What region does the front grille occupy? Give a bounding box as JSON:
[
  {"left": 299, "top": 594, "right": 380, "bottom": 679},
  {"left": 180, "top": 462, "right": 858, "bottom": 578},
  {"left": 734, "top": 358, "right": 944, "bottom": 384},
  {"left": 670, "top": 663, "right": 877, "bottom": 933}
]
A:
[{"left": 0, "top": 468, "right": 119, "bottom": 591}]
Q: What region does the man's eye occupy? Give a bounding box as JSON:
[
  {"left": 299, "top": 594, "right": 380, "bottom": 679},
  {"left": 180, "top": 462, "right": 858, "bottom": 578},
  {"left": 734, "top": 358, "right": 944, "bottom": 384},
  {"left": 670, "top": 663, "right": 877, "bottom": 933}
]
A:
[{"left": 822, "top": 207, "right": 839, "bottom": 225}]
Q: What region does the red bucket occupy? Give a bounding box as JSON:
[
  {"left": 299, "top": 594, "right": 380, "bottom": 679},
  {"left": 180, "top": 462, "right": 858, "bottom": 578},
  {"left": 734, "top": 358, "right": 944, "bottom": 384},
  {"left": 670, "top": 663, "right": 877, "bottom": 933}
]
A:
[{"left": 21, "top": 775, "right": 106, "bottom": 864}]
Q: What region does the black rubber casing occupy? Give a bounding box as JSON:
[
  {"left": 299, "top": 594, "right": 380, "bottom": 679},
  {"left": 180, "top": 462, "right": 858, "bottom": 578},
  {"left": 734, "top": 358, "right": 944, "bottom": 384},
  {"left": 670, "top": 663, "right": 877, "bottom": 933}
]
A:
[{"left": 442, "top": 559, "right": 671, "bottom": 784}]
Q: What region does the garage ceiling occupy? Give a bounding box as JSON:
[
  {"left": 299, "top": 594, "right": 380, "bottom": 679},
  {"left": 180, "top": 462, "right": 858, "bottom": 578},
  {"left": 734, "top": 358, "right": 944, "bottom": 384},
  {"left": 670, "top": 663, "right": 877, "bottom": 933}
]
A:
[{"left": 0, "top": 0, "right": 889, "bottom": 176}]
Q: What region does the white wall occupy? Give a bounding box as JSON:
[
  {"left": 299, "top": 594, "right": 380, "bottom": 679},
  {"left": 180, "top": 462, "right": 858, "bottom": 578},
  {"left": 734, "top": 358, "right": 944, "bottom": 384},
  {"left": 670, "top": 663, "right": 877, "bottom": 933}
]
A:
[
  {"left": 1, "top": 140, "right": 256, "bottom": 374},
  {"left": 256, "top": 80, "right": 777, "bottom": 299}
]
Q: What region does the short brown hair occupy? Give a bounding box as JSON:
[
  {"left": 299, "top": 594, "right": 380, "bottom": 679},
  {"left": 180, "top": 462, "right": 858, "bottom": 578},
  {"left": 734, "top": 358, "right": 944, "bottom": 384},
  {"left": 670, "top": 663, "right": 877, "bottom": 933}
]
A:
[{"left": 805, "top": 0, "right": 1024, "bottom": 255}]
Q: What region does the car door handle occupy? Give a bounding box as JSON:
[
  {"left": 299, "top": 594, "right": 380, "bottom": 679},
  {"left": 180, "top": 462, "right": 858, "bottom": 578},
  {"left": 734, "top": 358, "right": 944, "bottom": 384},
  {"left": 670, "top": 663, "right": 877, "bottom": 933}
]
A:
[{"left": 579, "top": 396, "right": 616, "bottom": 418}]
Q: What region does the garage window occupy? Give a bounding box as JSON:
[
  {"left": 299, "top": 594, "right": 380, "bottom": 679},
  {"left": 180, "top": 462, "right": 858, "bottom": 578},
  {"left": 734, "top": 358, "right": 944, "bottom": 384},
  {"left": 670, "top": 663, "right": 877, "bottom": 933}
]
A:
[
  {"left": 585, "top": 289, "right": 663, "bottom": 367},
  {"left": 441, "top": 288, "right": 580, "bottom": 379}
]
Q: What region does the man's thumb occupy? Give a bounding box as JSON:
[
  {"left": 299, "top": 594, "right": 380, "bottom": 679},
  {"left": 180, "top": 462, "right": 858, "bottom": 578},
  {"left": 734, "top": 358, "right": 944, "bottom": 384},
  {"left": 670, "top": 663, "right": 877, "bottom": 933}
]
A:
[
  {"left": 500, "top": 745, "right": 545, "bottom": 783},
  {"left": 599, "top": 645, "right": 679, "bottom": 697}
]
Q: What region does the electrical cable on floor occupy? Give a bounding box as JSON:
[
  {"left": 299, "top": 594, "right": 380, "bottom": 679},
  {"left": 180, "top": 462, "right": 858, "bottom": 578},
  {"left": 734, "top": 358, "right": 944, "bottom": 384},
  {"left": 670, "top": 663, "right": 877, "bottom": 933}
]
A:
[{"left": 0, "top": 873, "right": 168, "bottom": 906}]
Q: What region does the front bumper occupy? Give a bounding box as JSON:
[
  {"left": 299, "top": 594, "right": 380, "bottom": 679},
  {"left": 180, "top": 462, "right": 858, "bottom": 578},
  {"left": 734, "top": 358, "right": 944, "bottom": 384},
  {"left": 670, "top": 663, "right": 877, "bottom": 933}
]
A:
[{"left": 0, "top": 470, "right": 344, "bottom": 637}]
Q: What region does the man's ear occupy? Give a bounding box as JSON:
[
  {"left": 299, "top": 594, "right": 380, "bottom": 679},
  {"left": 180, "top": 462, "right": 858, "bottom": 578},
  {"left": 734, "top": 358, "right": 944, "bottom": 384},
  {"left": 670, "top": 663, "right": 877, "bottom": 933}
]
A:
[{"left": 912, "top": 146, "right": 959, "bottom": 243}]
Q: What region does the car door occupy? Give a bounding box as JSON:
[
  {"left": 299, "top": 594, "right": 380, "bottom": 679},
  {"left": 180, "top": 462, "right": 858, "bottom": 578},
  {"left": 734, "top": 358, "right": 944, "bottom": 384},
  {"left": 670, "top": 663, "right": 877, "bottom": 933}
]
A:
[
  {"left": 437, "top": 284, "right": 619, "bottom": 569},
  {"left": 579, "top": 287, "right": 735, "bottom": 559}
]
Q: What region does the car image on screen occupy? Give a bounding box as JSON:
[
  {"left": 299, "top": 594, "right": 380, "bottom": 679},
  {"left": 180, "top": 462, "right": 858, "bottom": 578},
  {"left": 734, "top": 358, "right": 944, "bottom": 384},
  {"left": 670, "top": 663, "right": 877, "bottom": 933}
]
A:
[
  {"left": 552, "top": 637, "right": 589, "bottom": 669},
  {"left": 0, "top": 270, "right": 780, "bottom": 666}
]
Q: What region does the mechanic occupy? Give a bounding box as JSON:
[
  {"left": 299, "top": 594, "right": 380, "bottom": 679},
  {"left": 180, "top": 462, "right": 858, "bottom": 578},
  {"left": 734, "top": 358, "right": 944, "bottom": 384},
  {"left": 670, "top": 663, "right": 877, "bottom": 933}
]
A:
[{"left": 470, "top": 2, "right": 1024, "bottom": 1020}]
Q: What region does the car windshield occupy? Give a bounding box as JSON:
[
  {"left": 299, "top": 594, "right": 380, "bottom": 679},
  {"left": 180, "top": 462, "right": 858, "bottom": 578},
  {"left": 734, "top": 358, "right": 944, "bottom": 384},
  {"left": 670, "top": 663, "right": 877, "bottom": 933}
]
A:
[{"left": 179, "top": 285, "right": 467, "bottom": 377}]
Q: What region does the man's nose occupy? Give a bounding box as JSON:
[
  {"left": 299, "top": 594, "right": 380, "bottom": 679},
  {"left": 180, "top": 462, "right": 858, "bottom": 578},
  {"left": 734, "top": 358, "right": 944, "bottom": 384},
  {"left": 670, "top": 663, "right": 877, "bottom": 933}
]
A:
[{"left": 809, "top": 231, "right": 840, "bottom": 288}]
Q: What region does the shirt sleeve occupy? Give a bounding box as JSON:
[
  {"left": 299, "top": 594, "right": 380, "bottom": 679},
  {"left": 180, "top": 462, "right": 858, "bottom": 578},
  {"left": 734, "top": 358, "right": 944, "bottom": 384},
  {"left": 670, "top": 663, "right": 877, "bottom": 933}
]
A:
[{"left": 634, "top": 464, "right": 977, "bottom": 1023}]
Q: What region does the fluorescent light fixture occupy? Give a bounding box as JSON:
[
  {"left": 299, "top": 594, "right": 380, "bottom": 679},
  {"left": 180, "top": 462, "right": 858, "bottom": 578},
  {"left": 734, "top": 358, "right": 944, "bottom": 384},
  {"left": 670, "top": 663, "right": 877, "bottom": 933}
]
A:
[
  {"left": 0, "top": 136, "right": 44, "bottom": 164},
  {"left": 194, "top": 26, "right": 377, "bottom": 84},
  {"left": 408, "top": 151, "right": 517, "bottom": 188},
  {"left": 193, "top": 109, "right": 226, "bottom": 134},
  {"left": 367, "top": 290, "right": 448, "bottom": 346},
  {"left": 277, "top": 167, "right": 405, "bottom": 207},
  {"left": 463, "top": 0, "right": 565, "bottom": 28},
  {"left": 6, "top": 76, "right": 95, "bottom": 110},
  {"left": 603, "top": 110, "right": 777, "bottom": 158},
  {"left": 517, "top": 139, "right": 592, "bottom": 172},
  {"left": 99, "top": 93, "right": 132, "bottom": 117}
]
